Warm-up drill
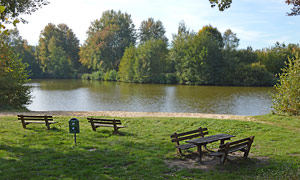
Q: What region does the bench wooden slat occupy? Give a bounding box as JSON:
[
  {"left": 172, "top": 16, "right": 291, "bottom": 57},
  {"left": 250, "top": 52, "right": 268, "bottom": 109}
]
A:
[
  {"left": 17, "top": 115, "right": 53, "bottom": 118},
  {"left": 18, "top": 118, "right": 54, "bottom": 121},
  {"left": 91, "top": 121, "right": 122, "bottom": 125},
  {"left": 94, "top": 124, "right": 126, "bottom": 128},
  {"left": 20, "top": 121, "right": 57, "bottom": 124},
  {"left": 87, "top": 118, "right": 121, "bottom": 123},
  {"left": 171, "top": 128, "right": 208, "bottom": 138},
  {"left": 171, "top": 127, "right": 208, "bottom": 156},
  {"left": 176, "top": 143, "right": 197, "bottom": 150},
  {"left": 171, "top": 132, "right": 209, "bottom": 142}
]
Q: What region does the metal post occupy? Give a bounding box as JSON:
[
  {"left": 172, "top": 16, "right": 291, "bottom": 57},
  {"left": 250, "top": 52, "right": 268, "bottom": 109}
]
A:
[{"left": 74, "top": 132, "right": 77, "bottom": 145}]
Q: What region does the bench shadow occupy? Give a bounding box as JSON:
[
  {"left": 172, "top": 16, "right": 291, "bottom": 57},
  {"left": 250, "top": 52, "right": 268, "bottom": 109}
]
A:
[
  {"left": 24, "top": 126, "right": 66, "bottom": 133},
  {"left": 90, "top": 129, "right": 135, "bottom": 137}
]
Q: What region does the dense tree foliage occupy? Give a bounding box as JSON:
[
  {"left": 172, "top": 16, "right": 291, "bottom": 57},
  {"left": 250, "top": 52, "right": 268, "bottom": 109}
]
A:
[
  {"left": 272, "top": 54, "right": 300, "bottom": 115},
  {"left": 118, "top": 45, "right": 136, "bottom": 82},
  {"left": 256, "top": 42, "right": 300, "bottom": 75},
  {"left": 138, "top": 18, "right": 168, "bottom": 44},
  {"left": 36, "top": 23, "right": 80, "bottom": 78},
  {"left": 0, "top": 1, "right": 47, "bottom": 110},
  {"left": 79, "top": 10, "right": 136, "bottom": 72},
  {"left": 170, "top": 25, "right": 225, "bottom": 85},
  {"left": 1, "top": 28, "right": 41, "bottom": 77},
  {"left": 0, "top": 40, "right": 31, "bottom": 110},
  {"left": 119, "top": 39, "right": 168, "bottom": 83}
]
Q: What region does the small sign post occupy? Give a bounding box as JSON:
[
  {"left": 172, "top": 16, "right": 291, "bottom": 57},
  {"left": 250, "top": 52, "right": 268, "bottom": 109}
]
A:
[{"left": 69, "top": 118, "right": 80, "bottom": 145}]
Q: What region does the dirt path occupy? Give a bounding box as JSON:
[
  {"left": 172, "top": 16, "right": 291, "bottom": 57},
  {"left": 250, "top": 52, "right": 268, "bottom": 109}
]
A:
[{"left": 0, "top": 111, "right": 252, "bottom": 120}]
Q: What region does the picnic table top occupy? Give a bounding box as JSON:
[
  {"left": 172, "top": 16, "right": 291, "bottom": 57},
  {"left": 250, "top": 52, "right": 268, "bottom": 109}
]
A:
[{"left": 186, "top": 134, "right": 235, "bottom": 145}]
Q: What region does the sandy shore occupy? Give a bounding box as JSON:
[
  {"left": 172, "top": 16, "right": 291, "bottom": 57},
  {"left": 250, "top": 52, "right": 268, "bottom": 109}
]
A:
[{"left": 0, "top": 111, "right": 252, "bottom": 120}]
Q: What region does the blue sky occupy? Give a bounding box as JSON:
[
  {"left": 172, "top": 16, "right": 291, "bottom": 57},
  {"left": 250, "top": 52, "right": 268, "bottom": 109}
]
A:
[{"left": 17, "top": 0, "right": 300, "bottom": 49}]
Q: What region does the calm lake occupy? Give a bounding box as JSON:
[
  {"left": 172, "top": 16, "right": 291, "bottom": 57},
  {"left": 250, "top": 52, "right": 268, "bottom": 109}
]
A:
[{"left": 26, "top": 79, "right": 274, "bottom": 116}]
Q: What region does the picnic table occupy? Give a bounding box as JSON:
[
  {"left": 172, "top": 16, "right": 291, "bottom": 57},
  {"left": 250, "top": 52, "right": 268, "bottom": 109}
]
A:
[{"left": 186, "top": 134, "right": 235, "bottom": 162}]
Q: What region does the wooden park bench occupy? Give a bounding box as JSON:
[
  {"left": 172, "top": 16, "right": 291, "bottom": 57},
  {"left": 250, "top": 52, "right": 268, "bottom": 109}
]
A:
[
  {"left": 170, "top": 127, "right": 208, "bottom": 156},
  {"left": 87, "top": 117, "right": 127, "bottom": 134},
  {"left": 18, "top": 115, "right": 57, "bottom": 130},
  {"left": 210, "top": 136, "right": 255, "bottom": 164}
]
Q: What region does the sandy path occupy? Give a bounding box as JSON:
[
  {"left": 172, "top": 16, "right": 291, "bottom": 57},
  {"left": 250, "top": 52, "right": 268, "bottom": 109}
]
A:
[{"left": 0, "top": 111, "right": 252, "bottom": 120}]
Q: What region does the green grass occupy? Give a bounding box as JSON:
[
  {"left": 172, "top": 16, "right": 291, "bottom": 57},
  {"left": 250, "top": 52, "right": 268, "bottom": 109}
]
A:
[{"left": 0, "top": 115, "right": 300, "bottom": 179}]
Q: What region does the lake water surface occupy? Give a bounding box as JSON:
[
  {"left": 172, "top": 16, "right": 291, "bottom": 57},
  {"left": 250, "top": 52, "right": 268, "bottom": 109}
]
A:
[{"left": 27, "top": 79, "right": 274, "bottom": 116}]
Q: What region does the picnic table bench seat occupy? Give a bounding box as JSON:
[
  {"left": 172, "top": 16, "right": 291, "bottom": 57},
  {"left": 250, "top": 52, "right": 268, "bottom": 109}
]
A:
[
  {"left": 87, "top": 117, "right": 126, "bottom": 134},
  {"left": 170, "top": 127, "right": 208, "bottom": 156},
  {"left": 210, "top": 136, "right": 255, "bottom": 164},
  {"left": 18, "top": 115, "right": 56, "bottom": 130}
]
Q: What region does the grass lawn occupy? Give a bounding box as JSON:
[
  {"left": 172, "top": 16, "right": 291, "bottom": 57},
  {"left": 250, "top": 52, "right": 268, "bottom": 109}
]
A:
[{"left": 0, "top": 114, "right": 300, "bottom": 179}]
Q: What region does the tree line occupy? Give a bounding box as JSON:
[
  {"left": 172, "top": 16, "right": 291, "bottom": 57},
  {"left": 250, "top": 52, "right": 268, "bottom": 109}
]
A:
[
  {"left": 4, "top": 9, "right": 299, "bottom": 86},
  {"left": 1, "top": 2, "right": 299, "bottom": 115}
]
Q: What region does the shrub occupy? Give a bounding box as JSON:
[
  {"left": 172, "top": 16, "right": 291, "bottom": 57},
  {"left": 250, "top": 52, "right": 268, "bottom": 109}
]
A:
[
  {"left": 272, "top": 54, "right": 300, "bottom": 115},
  {"left": 103, "top": 70, "right": 118, "bottom": 81}
]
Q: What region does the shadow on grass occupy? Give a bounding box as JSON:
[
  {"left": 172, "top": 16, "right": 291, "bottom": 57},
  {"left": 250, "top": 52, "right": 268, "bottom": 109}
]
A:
[{"left": 0, "top": 137, "right": 171, "bottom": 180}]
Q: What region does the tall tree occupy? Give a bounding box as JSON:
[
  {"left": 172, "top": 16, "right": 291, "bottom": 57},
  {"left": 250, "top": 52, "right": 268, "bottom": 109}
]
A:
[
  {"left": 223, "top": 29, "right": 239, "bottom": 50},
  {"left": 118, "top": 45, "right": 136, "bottom": 82},
  {"left": 139, "top": 18, "right": 168, "bottom": 44},
  {"left": 169, "top": 22, "right": 195, "bottom": 84},
  {"left": 198, "top": 25, "right": 224, "bottom": 48},
  {"left": 134, "top": 39, "right": 168, "bottom": 83},
  {"left": 80, "top": 10, "right": 136, "bottom": 71},
  {"left": 36, "top": 23, "right": 80, "bottom": 77}
]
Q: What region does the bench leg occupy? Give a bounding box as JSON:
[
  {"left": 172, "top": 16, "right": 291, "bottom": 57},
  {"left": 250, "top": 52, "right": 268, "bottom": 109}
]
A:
[
  {"left": 113, "top": 123, "right": 119, "bottom": 134},
  {"left": 220, "top": 152, "right": 228, "bottom": 164},
  {"left": 90, "top": 122, "right": 97, "bottom": 131},
  {"left": 113, "top": 128, "right": 119, "bottom": 135},
  {"left": 176, "top": 148, "right": 183, "bottom": 156},
  {"left": 45, "top": 121, "right": 50, "bottom": 130},
  {"left": 21, "top": 120, "right": 26, "bottom": 129},
  {"left": 197, "top": 145, "right": 202, "bottom": 162},
  {"left": 244, "top": 136, "right": 255, "bottom": 159}
]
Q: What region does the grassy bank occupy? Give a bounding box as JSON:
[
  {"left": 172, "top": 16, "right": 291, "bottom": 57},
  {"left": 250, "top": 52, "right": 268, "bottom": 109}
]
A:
[{"left": 0, "top": 114, "right": 300, "bottom": 179}]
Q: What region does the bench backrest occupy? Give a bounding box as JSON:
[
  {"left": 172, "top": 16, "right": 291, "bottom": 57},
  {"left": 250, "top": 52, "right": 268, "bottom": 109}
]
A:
[
  {"left": 87, "top": 118, "right": 122, "bottom": 125},
  {"left": 18, "top": 115, "right": 54, "bottom": 121},
  {"left": 170, "top": 127, "right": 208, "bottom": 143},
  {"left": 219, "top": 136, "right": 255, "bottom": 152}
]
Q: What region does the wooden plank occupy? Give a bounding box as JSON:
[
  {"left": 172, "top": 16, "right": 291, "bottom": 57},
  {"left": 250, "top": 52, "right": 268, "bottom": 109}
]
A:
[
  {"left": 94, "top": 124, "right": 126, "bottom": 128},
  {"left": 170, "top": 128, "right": 207, "bottom": 138},
  {"left": 87, "top": 118, "right": 121, "bottom": 123},
  {"left": 17, "top": 115, "right": 53, "bottom": 118},
  {"left": 171, "top": 132, "right": 208, "bottom": 142},
  {"left": 177, "top": 143, "right": 197, "bottom": 150},
  {"left": 219, "top": 138, "right": 250, "bottom": 149},
  {"left": 18, "top": 118, "right": 54, "bottom": 121},
  {"left": 92, "top": 121, "right": 122, "bottom": 125}
]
